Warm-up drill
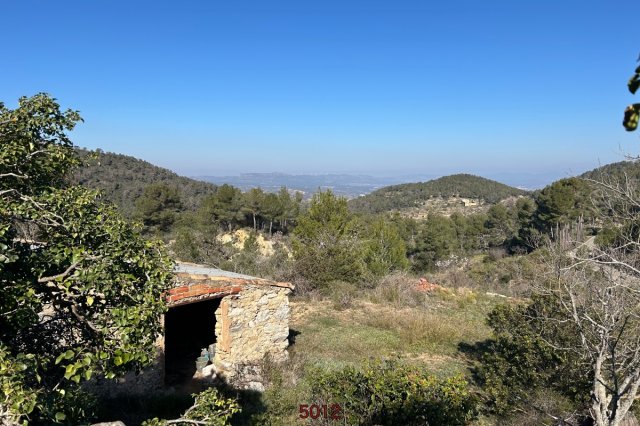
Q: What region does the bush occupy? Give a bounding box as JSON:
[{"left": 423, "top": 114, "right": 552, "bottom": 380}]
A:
[
  {"left": 142, "top": 387, "right": 241, "bottom": 426},
  {"left": 322, "top": 281, "right": 359, "bottom": 310},
  {"left": 250, "top": 355, "right": 311, "bottom": 425},
  {"left": 368, "top": 273, "right": 424, "bottom": 307},
  {"left": 467, "top": 300, "right": 590, "bottom": 419},
  {"left": 308, "top": 359, "right": 477, "bottom": 425}
]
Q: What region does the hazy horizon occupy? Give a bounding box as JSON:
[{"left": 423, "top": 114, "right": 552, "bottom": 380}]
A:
[
  {"left": 4, "top": 1, "right": 639, "bottom": 182},
  {"left": 188, "top": 165, "right": 605, "bottom": 191},
  {"left": 185, "top": 158, "right": 616, "bottom": 190}
]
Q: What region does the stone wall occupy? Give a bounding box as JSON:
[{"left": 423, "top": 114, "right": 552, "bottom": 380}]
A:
[{"left": 213, "top": 285, "right": 291, "bottom": 384}]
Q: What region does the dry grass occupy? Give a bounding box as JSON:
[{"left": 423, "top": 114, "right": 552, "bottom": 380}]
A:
[
  {"left": 366, "top": 272, "right": 426, "bottom": 307},
  {"left": 253, "top": 285, "right": 503, "bottom": 424},
  {"left": 288, "top": 286, "right": 500, "bottom": 377}
]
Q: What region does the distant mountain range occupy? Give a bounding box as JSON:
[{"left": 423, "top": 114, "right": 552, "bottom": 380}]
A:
[
  {"left": 195, "top": 173, "right": 431, "bottom": 199},
  {"left": 196, "top": 171, "right": 562, "bottom": 197},
  {"left": 73, "top": 149, "right": 633, "bottom": 219}
]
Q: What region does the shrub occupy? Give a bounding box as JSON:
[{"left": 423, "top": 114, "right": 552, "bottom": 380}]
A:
[
  {"left": 142, "top": 387, "right": 241, "bottom": 426},
  {"left": 468, "top": 300, "right": 590, "bottom": 418},
  {"left": 368, "top": 273, "right": 424, "bottom": 307},
  {"left": 250, "top": 355, "right": 311, "bottom": 425},
  {"left": 323, "top": 281, "right": 359, "bottom": 310},
  {"left": 308, "top": 359, "right": 477, "bottom": 425}
]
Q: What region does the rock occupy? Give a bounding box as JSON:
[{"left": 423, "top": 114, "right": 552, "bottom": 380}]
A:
[{"left": 247, "top": 381, "right": 265, "bottom": 392}]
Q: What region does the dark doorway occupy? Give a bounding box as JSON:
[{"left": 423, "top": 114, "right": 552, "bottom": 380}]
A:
[{"left": 164, "top": 298, "right": 220, "bottom": 386}]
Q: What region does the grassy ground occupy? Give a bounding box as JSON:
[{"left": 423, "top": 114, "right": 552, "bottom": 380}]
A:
[
  {"left": 288, "top": 287, "right": 502, "bottom": 377},
  {"left": 247, "top": 284, "right": 511, "bottom": 425}
]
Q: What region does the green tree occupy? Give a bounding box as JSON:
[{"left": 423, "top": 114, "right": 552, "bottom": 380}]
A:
[
  {"left": 292, "top": 190, "right": 365, "bottom": 288},
  {"left": 450, "top": 212, "right": 488, "bottom": 251},
  {"left": 0, "top": 94, "right": 174, "bottom": 424},
  {"left": 361, "top": 217, "right": 409, "bottom": 277},
  {"left": 243, "top": 187, "right": 265, "bottom": 230},
  {"left": 507, "top": 197, "right": 540, "bottom": 252},
  {"left": 534, "top": 177, "right": 593, "bottom": 233},
  {"left": 261, "top": 192, "right": 281, "bottom": 236},
  {"left": 485, "top": 204, "right": 516, "bottom": 246},
  {"left": 275, "top": 187, "right": 301, "bottom": 233},
  {"left": 410, "top": 214, "right": 457, "bottom": 272},
  {"left": 135, "top": 183, "right": 182, "bottom": 234},
  {"left": 199, "top": 184, "right": 245, "bottom": 231}
]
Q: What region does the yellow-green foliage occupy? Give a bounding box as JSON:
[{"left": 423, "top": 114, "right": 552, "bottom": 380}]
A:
[{"left": 142, "top": 388, "right": 240, "bottom": 426}]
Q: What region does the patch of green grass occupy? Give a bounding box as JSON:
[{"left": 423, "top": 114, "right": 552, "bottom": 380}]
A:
[
  {"left": 289, "top": 290, "right": 500, "bottom": 377},
  {"left": 294, "top": 314, "right": 403, "bottom": 366}
]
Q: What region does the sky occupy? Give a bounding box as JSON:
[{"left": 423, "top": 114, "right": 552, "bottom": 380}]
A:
[{"left": 2, "top": 0, "right": 639, "bottom": 188}]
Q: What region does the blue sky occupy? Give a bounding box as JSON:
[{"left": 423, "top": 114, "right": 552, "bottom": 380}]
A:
[{"left": 2, "top": 1, "right": 639, "bottom": 187}]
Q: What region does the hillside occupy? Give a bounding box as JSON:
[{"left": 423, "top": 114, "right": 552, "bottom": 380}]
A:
[
  {"left": 349, "top": 173, "right": 528, "bottom": 215},
  {"left": 72, "top": 149, "right": 218, "bottom": 217},
  {"left": 580, "top": 160, "right": 640, "bottom": 182}
]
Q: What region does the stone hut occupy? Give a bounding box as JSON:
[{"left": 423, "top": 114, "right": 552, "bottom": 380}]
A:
[
  {"left": 162, "top": 262, "right": 294, "bottom": 388},
  {"left": 86, "top": 263, "right": 293, "bottom": 396}
]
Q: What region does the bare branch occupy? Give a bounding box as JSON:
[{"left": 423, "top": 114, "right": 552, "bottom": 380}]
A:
[
  {"left": 0, "top": 172, "right": 28, "bottom": 179},
  {"left": 37, "top": 261, "right": 80, "bottom": 283},
  {"left": 70, "top": 304, "right": 100, "bottom": 334}
]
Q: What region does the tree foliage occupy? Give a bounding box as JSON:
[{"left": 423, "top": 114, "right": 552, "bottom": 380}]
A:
[
  {"left": 470, "top": 298, "right": 589, "bottom": 419},
  {"left": 142, "top": 387, "right": 241, "bottom": 426},
  {"left": 0, "top": 94, "right": 174, "bottom": 424},
  {"left": 135, "top": 183, "right": 183, "bottom": 234},
  {"left": 624, "top": 64, "right": 640, "bottom": 131},
  {"left": 292, "top": 190, "right": 366, "bottom": 287},
  {"left": 361, "top": 217, "right": 409, "bottom": 277},
  {"left": 291, "top": 191, "right": 411, "bottom": 288},
  {"left": 534, "top": 177, "right": 594, "bottom": 232},
  {"left": 309, "top": 359, "right": 477, "bottom": 426}
]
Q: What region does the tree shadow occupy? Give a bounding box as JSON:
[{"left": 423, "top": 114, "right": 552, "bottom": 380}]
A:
[
  {"left": 288, "top": 328, "right": 301, "bottom": 346},
  {"left": 457, "top": 340, "right": 494, "bottom": 385}
]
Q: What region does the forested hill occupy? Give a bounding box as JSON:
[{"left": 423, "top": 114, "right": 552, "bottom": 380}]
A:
[
  {"left": 72, "top": 149, "right": 218, "bottom": 217},
  {"left": 349, "top": 173, "right": 528, "bottom": 214},
  {"left": 580, "top": 160, "right": 640, "bottom": 182}
]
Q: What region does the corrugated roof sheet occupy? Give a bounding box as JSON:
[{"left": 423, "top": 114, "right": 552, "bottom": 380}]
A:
[
  {"left": 173, "top": 262, "right": 294, "bottom": 290},
  {"left": 174, "top": 262, "right": 257, "bottom": 280}
]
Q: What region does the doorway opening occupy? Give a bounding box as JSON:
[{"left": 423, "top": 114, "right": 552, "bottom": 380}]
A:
[{"left": 164, "top": 298, "right": 220, "bottom": 386}]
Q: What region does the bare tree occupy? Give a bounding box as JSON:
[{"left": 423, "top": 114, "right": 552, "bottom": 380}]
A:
[{"left": 532, "top": 172, "right": 640, "bottom": 426}]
